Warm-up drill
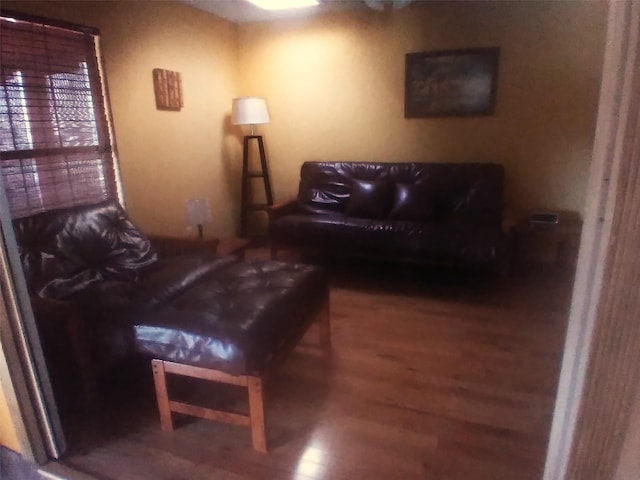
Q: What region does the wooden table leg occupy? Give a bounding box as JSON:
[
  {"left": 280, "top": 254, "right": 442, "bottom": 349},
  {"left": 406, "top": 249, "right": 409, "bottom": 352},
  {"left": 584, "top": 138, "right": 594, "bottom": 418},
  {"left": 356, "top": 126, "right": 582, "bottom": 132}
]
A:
[
  {"left": 152, "top": 360, "right": 174, "bottom": 431},
  {"left": 247, "top": 376, "right": 267, "bottom": 453}
]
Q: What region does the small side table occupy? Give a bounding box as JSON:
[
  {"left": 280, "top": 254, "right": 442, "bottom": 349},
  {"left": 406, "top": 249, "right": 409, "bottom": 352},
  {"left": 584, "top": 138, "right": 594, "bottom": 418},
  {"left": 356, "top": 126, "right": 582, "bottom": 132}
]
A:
[
  {"left": 148, "top": 235, "right": 219, "bottom": 257},
  {"left": 217, "top": 237, "right": 252, "bottom": 259},
  {"left": 511, "top": 212, "right": 582, "bottom": 273}
]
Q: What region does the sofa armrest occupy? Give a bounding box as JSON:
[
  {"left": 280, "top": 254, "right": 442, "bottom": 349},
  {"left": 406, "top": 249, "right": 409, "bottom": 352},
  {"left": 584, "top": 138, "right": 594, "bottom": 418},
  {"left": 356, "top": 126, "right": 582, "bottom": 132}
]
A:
[
  {"left": 147, "top": 235, "right": 219, "bottom": 258},
  {"left": 30, "top": 294, "right": 77, "bottom": 317},
  {"left": 267, "top": 198, "right": 298, "bottom": 224}
]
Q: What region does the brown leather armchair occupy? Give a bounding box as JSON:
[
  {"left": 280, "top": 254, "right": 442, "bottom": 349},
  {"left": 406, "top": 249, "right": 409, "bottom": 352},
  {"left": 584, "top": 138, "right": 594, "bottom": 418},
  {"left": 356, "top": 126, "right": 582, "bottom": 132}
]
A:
[{"left": 12, "top": 200, "right": 327, "bottom": 418}]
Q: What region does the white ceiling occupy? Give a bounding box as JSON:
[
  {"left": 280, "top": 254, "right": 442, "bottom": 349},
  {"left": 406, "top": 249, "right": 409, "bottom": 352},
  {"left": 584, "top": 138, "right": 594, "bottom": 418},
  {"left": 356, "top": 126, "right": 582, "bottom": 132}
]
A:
[{"left": 179, "top": 0, "right": 396, "bottom": 24}]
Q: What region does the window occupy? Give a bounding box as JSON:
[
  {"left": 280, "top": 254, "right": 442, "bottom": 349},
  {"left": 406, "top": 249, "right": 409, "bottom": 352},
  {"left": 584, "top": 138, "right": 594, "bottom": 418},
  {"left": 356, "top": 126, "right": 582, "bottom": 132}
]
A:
[{"left": 0, "top": 11, "right": 119, "bottom": 219}]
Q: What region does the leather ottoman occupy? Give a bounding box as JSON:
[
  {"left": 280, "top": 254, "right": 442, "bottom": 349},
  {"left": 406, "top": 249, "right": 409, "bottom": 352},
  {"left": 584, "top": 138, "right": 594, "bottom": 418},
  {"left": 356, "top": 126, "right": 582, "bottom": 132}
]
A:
[{"left": 133, "top": 260, "right": 331, "bottom": 452}]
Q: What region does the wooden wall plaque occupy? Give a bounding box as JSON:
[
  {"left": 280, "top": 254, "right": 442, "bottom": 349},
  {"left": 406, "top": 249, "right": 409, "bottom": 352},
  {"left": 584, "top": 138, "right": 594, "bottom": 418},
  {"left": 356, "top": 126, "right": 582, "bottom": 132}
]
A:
[{"left": 153, "top": 68, "right": 183, "bottom": 111}]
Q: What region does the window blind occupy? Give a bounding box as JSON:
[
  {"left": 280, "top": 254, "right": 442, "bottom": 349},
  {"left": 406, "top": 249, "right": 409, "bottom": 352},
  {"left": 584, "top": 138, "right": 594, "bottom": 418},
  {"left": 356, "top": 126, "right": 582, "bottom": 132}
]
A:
[{"left": 0, "top": 11, "right": 118, "bottom": 219}]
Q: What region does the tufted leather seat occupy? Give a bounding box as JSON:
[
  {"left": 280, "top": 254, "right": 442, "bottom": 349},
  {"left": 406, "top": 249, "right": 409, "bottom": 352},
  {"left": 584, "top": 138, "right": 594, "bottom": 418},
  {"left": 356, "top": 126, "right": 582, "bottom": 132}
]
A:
[
  {"left": 13, "top": 200, "right": 328, "bottom": 376},
  {"left": 133, "top": 260, "right": 328, "bottom": 375},
  {"left": 13, "top": 200, "right": 331, "bottom": 451}
]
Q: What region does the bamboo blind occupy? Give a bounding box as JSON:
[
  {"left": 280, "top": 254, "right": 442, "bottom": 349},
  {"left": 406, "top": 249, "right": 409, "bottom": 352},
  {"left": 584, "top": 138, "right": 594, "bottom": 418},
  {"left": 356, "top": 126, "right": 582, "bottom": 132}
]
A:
[{"left": 0, "top": 11, "right": 117, "bottom": 219}]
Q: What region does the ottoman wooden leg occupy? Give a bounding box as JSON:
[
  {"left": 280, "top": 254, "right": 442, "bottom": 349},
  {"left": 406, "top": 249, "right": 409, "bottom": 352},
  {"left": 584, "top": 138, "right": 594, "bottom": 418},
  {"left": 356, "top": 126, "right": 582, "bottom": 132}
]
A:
[
  {"left": 151, "top": 360, "right": 174, "bottom": 431},
  {"left": 247, "top": 376, "right": 267, "bottom": 453}
]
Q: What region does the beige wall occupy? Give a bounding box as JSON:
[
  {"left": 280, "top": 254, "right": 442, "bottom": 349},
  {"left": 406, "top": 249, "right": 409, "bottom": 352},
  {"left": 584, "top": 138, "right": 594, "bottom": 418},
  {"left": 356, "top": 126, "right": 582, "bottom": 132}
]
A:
[
  {"left": 4, "top": 0, "right": 242, "bottom": 238},
  {"left": 0, "top": 376, "right": 21, "bottom": 453},
  {"left": 3, "top": 1, "right": 607, "bottom": 233},
  {"left": 238, "top": 1, "right": 607, "bottom": 215}
]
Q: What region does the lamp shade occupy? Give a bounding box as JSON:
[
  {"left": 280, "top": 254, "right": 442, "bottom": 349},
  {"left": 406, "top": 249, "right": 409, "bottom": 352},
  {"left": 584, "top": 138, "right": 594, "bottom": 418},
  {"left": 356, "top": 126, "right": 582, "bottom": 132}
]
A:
[
  {"left": 231, "top": 97, "right": 270, "bottom": 126},
  {"left": 185, "top": 198, "right": 211, "bottom": 226}
]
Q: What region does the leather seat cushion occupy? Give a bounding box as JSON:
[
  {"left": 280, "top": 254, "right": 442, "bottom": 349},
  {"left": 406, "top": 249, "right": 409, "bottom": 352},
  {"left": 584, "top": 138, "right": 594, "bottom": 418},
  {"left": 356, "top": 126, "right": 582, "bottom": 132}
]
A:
[
  {"left": 133, "top": 260, "right": 328, "bottom": 375},
  {"left": 388, "top": 180, "right": 438, "bottom": 222},
  {"left": 271, "top": 214, "right": 507, "bottom": 266},
  {"left": 134, "top": 255, "right": 238, "bottom": 309},
  {"left": 64, "top": 255, "right": 251, "bottom": 369},
  {"left": 296, "top": 162, "right": 504, "bottom": 228},
  {"left": 13, "top": 200, "right": 157, "bottom": 300},
  {"left": 346, "top": 179, "right": 393, "bottom": 219}
]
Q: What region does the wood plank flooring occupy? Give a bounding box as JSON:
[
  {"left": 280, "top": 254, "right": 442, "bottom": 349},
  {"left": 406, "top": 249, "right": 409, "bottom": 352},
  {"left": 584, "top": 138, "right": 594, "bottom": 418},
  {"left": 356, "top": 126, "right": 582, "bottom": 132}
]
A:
[{"left": 60, "top": 256, "right": 573, "bottom": 480}]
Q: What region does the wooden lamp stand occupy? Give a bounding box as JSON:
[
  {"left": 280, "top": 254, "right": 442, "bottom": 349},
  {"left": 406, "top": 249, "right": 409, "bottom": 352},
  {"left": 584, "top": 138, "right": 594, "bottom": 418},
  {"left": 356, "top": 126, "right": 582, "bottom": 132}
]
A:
[
  {"left": 240, "top": 134, "right": 273, "bottom": 237},
  {"left": 232, "top": 97, "right": 273, "bottom": 238}
]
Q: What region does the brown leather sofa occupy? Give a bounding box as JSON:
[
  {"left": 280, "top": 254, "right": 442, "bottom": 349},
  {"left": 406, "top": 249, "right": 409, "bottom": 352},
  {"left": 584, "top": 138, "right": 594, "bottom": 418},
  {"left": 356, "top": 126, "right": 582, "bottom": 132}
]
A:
[
  {"left": 12, "top": 200, "right": 327, "bottom": 400},
  {"left": 269, "top": 161, "right": 509, "bottom": 269}
]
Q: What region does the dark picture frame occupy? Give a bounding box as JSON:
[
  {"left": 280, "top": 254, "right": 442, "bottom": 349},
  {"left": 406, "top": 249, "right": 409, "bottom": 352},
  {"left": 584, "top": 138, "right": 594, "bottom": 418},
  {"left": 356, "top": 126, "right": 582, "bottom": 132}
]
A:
[{"left": 404, "top": 47, "right": 500, "bottom": 118}]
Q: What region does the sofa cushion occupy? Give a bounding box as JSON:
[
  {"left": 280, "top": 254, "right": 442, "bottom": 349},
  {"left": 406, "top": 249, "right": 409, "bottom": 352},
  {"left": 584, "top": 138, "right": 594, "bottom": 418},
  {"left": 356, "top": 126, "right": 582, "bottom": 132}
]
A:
[
  {"left": 13, "top": 200, "right": 157, "bottom": 299},
  {"left": 297, "top": 162, "right": 391, "bottom": 214},
  {"left": 270, "top": 213, "right": 506, "bottom": 266},
  {"left": 450, "top": 177, "right": 504, "bottom": 227},
  {"left": 388, "top": 181, "right": 438, "bottom": 222},
  {"left": 134, "top": 255, "right": 237, "bottom": 309},
  {"left": 61, "top": 254, "right": 238, "bottom": 367},
  {"left": 134, "top": 260, "right": 328, "bottom": 374},
  {"left": 297, "top": 161, "right": 504, "bottom": 227},
  {"left": 347, "top": 179, "right": 393, "bottom": 219}
]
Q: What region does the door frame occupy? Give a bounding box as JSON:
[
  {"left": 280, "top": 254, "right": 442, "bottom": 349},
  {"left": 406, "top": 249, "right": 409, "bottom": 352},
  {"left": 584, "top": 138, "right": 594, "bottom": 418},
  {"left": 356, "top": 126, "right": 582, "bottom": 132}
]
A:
[
  {"left": 543, "top": 1, "right": 640, "bottom": 479},
  {"left": 0, "top": 181, "right": 65, "bottom": 462}
]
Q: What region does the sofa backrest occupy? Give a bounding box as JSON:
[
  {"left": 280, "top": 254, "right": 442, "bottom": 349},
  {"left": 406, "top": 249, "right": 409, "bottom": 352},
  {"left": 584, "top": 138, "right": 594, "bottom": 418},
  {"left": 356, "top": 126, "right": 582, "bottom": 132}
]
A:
[
  {"left": 297, "top": 161, "right": 504, "bottom": 227},
  {"left": 12, "top": 200, "right": 157, "bottom": 299}
]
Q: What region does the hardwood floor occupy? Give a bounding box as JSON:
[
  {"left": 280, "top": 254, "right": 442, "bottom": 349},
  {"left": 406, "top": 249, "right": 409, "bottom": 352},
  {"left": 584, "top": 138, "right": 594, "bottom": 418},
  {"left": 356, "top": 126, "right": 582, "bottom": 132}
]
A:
[{"left": 60, "top": 254, "right": 574, "bottom": 480}]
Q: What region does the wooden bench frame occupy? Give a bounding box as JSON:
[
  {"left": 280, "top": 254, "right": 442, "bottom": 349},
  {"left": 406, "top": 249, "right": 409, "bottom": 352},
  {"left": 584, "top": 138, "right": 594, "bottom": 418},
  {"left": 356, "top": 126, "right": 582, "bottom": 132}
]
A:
[{"left": 150, "top": 293, "right": 330, "bottom": 453}]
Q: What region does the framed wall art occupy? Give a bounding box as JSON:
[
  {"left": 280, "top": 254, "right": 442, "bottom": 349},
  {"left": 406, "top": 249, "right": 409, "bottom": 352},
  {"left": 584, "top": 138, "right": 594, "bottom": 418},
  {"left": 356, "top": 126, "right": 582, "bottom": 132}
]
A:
[
  {"left": 404, "top": 47, "right": 500, "bottom": 118},
  {"left": 153, "top": 68, "right": 183, "bottom": 111}
]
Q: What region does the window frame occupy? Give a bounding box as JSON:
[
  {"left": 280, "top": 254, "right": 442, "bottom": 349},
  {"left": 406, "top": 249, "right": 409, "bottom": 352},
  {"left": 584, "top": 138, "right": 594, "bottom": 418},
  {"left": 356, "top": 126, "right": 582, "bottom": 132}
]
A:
[{"left": 0, "top": 9, "right": 123, "bottom": 219}]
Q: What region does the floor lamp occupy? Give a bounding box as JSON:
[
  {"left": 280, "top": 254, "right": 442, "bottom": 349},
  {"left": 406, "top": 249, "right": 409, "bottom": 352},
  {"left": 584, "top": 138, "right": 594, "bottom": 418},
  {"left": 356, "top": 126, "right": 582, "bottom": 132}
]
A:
[{"left": 231, "top": 97, "right": 274, "bottom": 238}]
